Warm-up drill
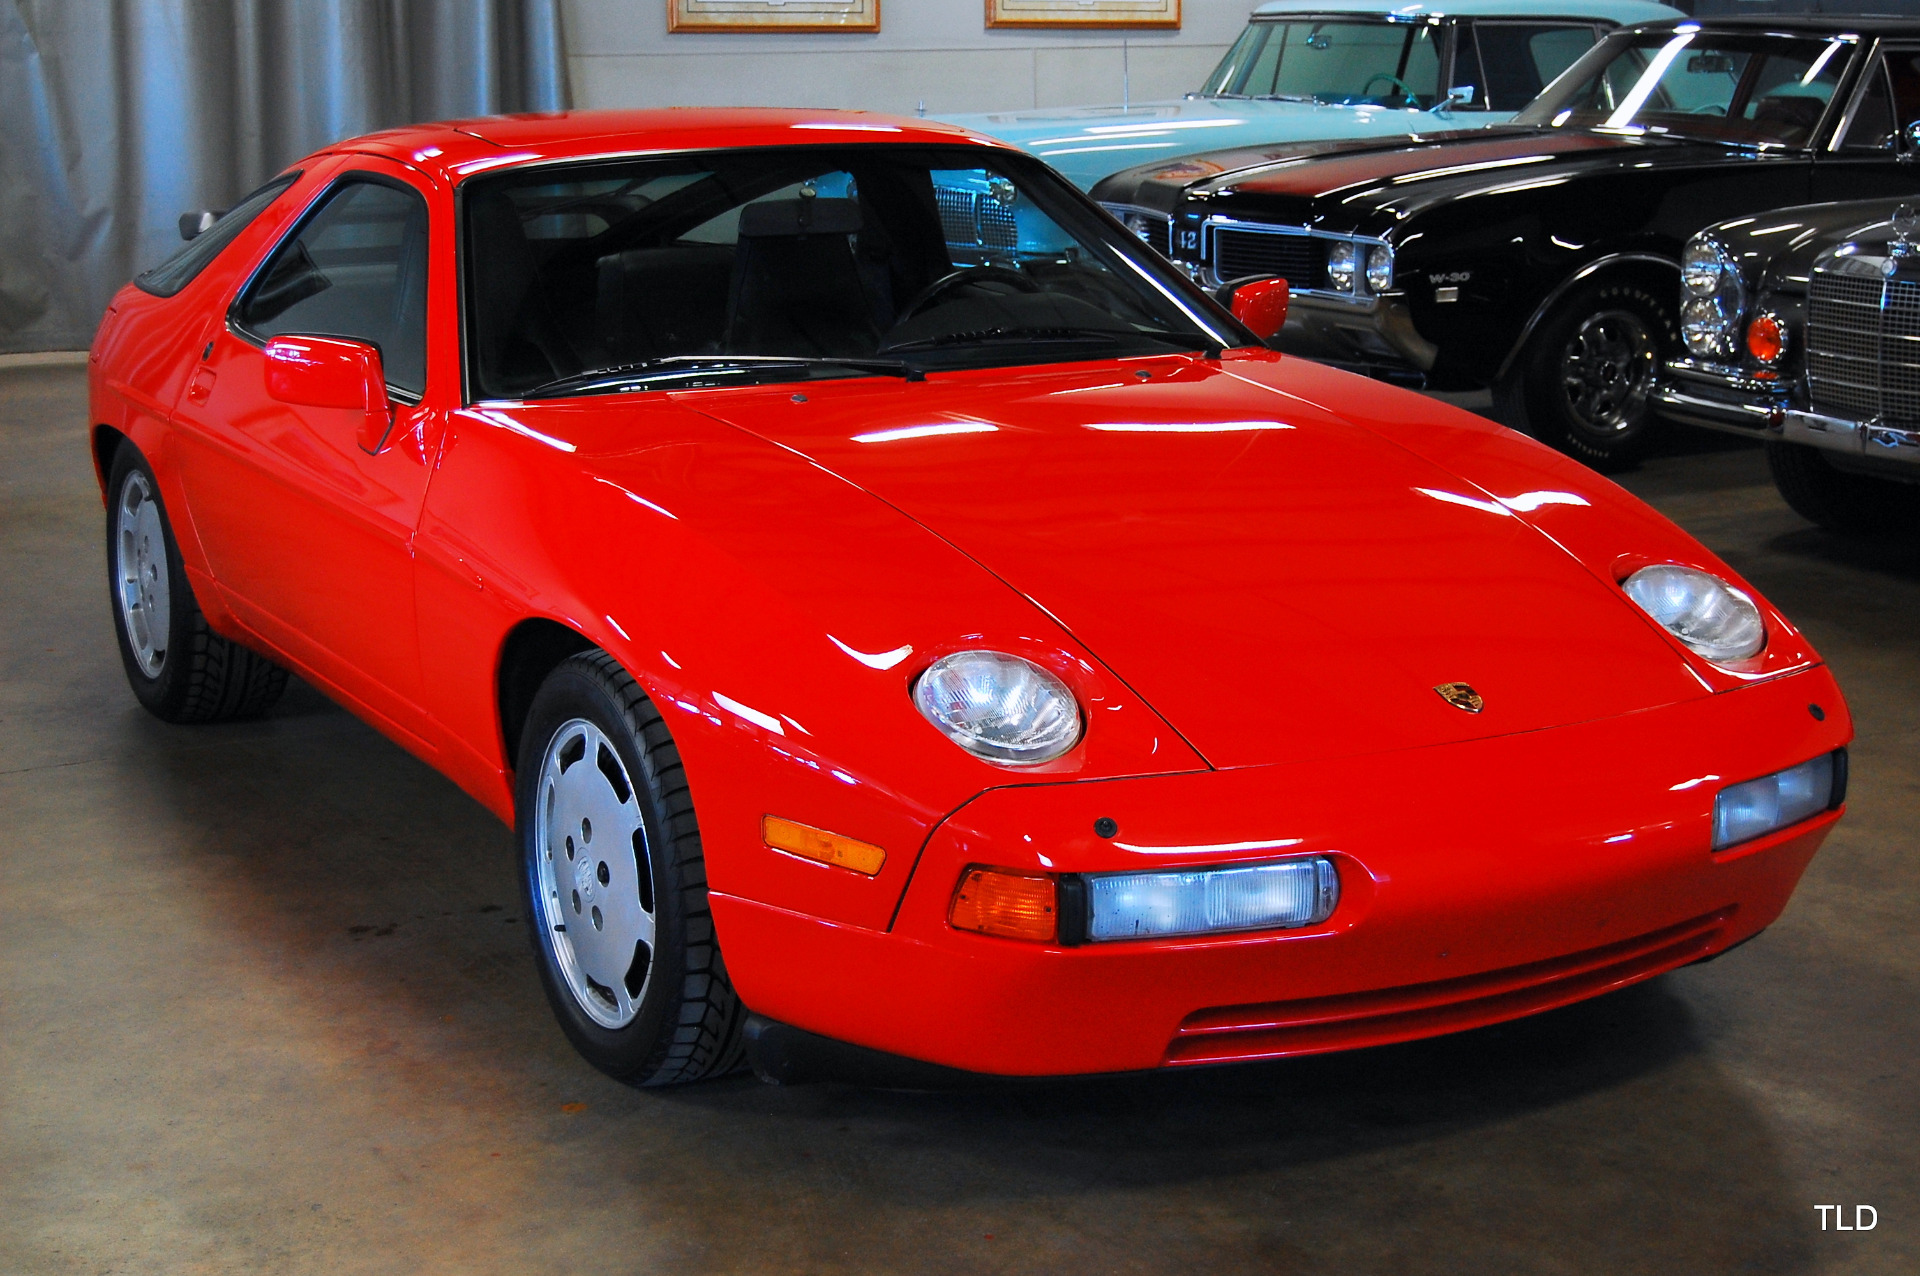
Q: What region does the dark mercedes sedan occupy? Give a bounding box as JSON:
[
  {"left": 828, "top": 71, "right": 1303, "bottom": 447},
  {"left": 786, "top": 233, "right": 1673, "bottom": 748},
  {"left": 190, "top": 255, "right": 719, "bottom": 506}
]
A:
[
  {"left": 1093, "top": 18, "right": 1920, "bottom": 465},
  {"left": 1657, "top": 197, "right": 1920, "bottom": 538}
]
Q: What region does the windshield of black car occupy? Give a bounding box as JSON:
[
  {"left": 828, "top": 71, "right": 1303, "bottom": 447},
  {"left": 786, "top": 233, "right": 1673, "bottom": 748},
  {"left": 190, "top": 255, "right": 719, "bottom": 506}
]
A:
[
  {"left": 1513, "top": 30, "right": 1849, "bottom": 147},
  {"left": 461, "top": 145, "right": 1241, "bottom": 400},
  {"left": 1199, "top": 18, "right": 1442, "bottom": 108}
]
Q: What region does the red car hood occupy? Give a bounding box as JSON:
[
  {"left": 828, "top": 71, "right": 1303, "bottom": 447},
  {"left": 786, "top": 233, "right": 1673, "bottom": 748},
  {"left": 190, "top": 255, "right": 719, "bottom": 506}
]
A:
[{"left": 684, "top": 356, "right": 1707, "bottom": 768}]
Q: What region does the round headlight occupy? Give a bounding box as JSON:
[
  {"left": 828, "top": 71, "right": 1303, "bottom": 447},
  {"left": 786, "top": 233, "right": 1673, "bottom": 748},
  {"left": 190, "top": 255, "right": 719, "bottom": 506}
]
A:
[
  {"left": 1622, "top": 565, "right": 1766, "bottom": 663},
  {"left": 912, "top": 651, "right": 1083, "bottom": 765},
  {"left": 1365, "top": 243, "right": 1394, "bottom": 292},
  {"left": 1326, "top": 241, "right": 1358, "bottom": 291},
  {"left": 1682, "top": 294, "right": 1739, "bottom": 358},
  {"left": 1682, "top": 237, "right": 1736, "bottom": 297}
]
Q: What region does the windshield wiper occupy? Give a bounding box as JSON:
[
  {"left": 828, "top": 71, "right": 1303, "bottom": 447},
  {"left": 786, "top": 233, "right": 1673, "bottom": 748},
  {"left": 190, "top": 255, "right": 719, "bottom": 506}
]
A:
[
  {"left": 518, "top": 354, "right": 922, "bottom": 399},
  {"left": 1251, "top": 94, "right": 1318, "bottom": 104},
  {"left": 879, "top": 326, "right": 1219, "bottom": 355}
]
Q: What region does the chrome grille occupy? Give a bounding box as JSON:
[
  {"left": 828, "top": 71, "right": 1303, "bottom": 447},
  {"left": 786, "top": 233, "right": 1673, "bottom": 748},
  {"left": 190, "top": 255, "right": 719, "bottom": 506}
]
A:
[
  {"left": 1807, "top": 269, "right": 1920, "bottom": 425},
  {"left": 935, "top": 187, "right": 1018, "bottom": 253},
  {"left": 1213, "top": 227, "right": 1321, "bottom": 288}
]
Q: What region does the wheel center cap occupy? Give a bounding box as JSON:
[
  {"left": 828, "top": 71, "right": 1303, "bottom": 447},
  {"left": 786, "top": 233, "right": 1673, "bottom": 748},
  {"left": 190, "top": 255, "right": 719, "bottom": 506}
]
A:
[{"left": 573, "top": 849, "right": 596, "bottom": 899}]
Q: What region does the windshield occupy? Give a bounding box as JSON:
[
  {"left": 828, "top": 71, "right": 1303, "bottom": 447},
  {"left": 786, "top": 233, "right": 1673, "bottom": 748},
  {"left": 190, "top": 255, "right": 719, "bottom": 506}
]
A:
[
  {"left": 1200, "top": 18, "right": 1443, "bottom": 108},
  {"left": 1514, "top": 30, "right": 1850, "bottom": 147},
  {"left": 463, "top": 145, "right": 1241, "bottom": 400}
]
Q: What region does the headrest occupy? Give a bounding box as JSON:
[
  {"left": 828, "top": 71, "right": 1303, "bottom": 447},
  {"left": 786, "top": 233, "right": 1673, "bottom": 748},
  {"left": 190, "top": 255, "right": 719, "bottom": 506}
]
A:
[{"left": 738, "top": 197, "right": 862, "bottom": 238}]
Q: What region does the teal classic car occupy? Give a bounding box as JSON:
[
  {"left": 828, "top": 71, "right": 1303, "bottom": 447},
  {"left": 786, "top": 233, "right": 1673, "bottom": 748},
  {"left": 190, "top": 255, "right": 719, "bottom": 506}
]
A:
[{"left": 938, "top": 0, "right": 1682, "bottom": 193}]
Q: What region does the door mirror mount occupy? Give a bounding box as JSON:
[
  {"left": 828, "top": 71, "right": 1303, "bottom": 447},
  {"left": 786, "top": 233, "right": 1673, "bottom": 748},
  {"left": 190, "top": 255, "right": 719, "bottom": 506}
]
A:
[
  {"left": 1219, "top": 276, "right": 1290, "bottom": 344},
  {"left": 263, "top": 335, "right": 396, "bottom": 454}
]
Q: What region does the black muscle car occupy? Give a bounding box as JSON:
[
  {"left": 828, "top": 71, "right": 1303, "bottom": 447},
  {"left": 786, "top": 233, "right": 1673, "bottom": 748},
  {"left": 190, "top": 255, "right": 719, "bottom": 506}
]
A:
[
  {"left": 1657, "top": 196, "right": 1920, "bottom": 536},
  {"left": 1092, "top": 17, "right": 1920, "bottom": 466}
]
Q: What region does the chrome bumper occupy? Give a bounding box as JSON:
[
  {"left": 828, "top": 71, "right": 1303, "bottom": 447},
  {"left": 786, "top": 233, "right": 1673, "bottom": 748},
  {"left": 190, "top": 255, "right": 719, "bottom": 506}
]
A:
[
  {"left": 1656, "top": 360, "right": 1920, "bottom": 467},
  {"left": 1271, "top": 290, "right": 1438, "bottom": 376}
]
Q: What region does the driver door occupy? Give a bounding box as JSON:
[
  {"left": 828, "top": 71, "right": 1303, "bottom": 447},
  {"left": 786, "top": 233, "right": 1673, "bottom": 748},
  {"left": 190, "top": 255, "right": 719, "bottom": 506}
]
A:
[{"left": 169, "top": 161, "right": 444, "bottom": 741}]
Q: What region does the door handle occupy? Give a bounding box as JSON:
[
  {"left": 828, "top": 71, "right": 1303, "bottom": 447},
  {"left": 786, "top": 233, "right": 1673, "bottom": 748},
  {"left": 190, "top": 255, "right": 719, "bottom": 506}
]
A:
[{"left": 186, "top": 367, "right": 217, "bottom": 405}]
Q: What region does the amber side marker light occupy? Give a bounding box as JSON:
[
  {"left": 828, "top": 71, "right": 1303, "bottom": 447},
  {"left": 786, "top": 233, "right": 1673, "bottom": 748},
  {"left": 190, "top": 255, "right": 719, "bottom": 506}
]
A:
[
  {"left": 1746, "top": 313, "right": 1785, "bottom": 364},
  {"left": 950, "top": 867, "right": 1058, "bottom": 942},
  {"left": 762, "top": 815, "right": 886, "bottom": 876}
]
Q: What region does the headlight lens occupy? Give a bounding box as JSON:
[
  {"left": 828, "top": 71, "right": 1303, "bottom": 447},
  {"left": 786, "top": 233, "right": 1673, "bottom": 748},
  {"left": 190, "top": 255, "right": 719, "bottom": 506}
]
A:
[
  {"left": 1622, "top": 564, "right": 1766, "bottom": 663},
  {"left": 1680, "top": 236, "right": 1746, "bottom": 357},
  {"left": 1714, "top": 753, "right": 1837, "bottom": 850},
  {"left": 1326, "top": 240, "right": 1358, "bottom": 291},
  {"left": 912, "top": 651, "right": 1083, "bottom": 765},
  {"left": 1365, "top": 243, "right": 1394, "bottom": 292}
]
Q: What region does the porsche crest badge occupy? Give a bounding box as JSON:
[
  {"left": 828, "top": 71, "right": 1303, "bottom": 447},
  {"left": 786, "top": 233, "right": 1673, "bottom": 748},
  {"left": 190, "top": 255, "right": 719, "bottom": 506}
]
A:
[{"left": 1434, "top": 682, "right": 1484, "bottom": 713}]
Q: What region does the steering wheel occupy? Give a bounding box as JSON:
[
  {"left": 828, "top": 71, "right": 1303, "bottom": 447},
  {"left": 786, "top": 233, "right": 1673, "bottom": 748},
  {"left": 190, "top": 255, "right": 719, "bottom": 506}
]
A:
[
  {"left": 1359, "top": 73, "right": 1419, "bottom": 106},
  {"left": 898, "top": 265, "right": 1040, "bottom": 322}
]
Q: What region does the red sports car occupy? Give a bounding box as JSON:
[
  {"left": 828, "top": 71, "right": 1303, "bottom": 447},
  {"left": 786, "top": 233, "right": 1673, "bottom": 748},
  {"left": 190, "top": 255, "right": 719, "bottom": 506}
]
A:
[{"left": 90, "top": 109, "right": 1849, "bottom": 1084}]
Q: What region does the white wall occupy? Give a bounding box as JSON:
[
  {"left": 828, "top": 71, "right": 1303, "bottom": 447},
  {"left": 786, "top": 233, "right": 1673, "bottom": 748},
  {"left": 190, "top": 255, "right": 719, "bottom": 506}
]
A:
[{"left": 561, "top": 0, "right": 1256, "bottom": 115}]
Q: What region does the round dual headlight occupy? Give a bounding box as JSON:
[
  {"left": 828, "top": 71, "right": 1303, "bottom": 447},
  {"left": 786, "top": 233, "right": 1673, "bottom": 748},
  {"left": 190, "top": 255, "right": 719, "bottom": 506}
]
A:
[
  {"left": 912, "top": 651, "right": 1083, "bottom": 765},
  {"left": 1365, "top": 243, "right": 1394, "bottom": 292},
  {"left": 1680, "top": 236, "right": 1746, "bottom": 358},
  {"left": 1622, "top": 565, "right": 1766, "bottom": 663},
  {"left": 1326, "top": 241, "right": 1358, "bottom": 291}
]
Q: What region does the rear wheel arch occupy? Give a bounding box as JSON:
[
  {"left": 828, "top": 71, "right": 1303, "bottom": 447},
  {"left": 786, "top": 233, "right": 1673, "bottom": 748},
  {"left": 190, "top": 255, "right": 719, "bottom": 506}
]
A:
[
  {"left": 91, "top": 425, "right": 130, "bottom": 499},
  {"left": 497, "top": 617, "right": 595, "bottom": 770}
]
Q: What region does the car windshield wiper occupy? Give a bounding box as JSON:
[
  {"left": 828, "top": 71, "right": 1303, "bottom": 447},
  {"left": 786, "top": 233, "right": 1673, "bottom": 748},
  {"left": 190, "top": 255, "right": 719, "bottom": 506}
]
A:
[
  {"left": 518, "top": 354, "right": 922, "bottom": 399},
  {"left": 879, "top": 326, "right": 1219, "bottom": 355},
  {"left": 1251, "top": 94, "right": 1318, "bottom": 104}
]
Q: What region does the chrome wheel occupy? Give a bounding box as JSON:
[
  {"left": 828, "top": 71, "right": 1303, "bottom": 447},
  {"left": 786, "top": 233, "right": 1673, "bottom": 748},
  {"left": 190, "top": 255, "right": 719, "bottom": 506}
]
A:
[
  {"left": 533, "top": 718, "right": 654, "bottom": 1029},
  {"left": 114, "top": 470, "right": 170, "bottom": 678},
  {"left": 1558, "top": 308, "right": 1657, "bottom": 439}
]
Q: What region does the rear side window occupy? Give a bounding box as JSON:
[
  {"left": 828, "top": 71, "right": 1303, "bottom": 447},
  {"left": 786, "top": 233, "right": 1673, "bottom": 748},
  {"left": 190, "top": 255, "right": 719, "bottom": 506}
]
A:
[
  {"left": 234, "top": 177, "right": 430, "bottom": 398},
  {"left": 1841, "top": 48, "right": 1920, "bottom": 149},
  {"left": 1457, "top": 23, "right": 1599, "bottom": 111},
  {"left": 134, "top": 175, "right": 299, "bottom": 298}
]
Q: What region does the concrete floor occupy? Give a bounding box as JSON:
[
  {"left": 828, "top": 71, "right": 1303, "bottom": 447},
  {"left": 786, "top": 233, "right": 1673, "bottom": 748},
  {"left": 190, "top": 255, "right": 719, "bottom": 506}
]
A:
[{"left": 2, "top": 361, "right": 1913, "bottom": 1275}]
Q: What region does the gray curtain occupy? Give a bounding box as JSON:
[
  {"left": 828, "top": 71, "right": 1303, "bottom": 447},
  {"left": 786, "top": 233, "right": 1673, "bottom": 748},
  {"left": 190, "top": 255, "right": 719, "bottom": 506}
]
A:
[{"left": 0, "top": 0, "right": 570, "bottom": 353}]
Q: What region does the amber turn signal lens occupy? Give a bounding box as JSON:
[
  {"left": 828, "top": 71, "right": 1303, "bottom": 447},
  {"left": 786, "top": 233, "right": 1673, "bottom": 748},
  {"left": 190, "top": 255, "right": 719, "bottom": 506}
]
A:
[
  {"left": 1746, "top": 313, "right": 1784, "bottom": 364},
  {"left": 762, "top": 815, "right": 886, "bottom": 876},
  {"left": 949, "top": 867, "right": 1058, "bottom": 942}
]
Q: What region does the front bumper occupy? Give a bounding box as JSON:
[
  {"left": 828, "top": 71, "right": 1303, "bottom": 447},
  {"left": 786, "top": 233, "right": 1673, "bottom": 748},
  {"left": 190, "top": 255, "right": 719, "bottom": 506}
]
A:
[
  {"left": 713, "top": 665, "right": 1848, "bottom": 1076},
  {"left": 1269, "top": 290, "right": 1438, "bottom": 382},
  {"left": 1657, "top": 359, "right": 1920, "bottom": 468}
]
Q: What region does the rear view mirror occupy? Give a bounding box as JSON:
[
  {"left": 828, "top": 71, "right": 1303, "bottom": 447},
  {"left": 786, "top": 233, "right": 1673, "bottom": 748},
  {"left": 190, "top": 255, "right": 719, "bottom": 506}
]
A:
[
  {"left": 1222, "top": 276, "right": 1290, "bottom": 343},
  {"left": 263, "top": 336, "right": 395, "bottom": 454}
]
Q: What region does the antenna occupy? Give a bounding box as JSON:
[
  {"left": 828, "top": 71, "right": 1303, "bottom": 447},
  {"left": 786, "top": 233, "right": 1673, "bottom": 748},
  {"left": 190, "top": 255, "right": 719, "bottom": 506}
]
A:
[
  {"left": 1123, "top": 38, "right": 1131, "bottom": 111},
  {"left": 917, "top": 99, "right": 927, "bottom": 117}
]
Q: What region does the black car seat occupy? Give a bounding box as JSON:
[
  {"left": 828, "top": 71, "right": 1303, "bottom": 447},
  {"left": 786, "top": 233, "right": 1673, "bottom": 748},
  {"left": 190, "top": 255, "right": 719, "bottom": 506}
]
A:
[{"left": 724, "top": 196, "right": 880, "bottom": 358}]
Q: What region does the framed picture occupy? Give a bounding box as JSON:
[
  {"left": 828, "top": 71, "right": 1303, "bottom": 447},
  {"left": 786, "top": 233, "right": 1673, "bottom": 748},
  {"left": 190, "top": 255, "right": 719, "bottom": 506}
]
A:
[
  {"left": 985, "top": 0, "right": 1179, "bottom": 29},
  {"left": 669, "top": 0, "right": 879, "bottom": 33}
]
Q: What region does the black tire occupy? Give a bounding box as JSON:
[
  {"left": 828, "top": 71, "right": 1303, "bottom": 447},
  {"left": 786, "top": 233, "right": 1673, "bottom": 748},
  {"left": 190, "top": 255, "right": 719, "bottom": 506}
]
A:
[
  {"left": 105, "top": 441, "right": 289, "bottom": 723},
  {"left": 515, "top": 650, "right": 747, "bottom": 1085},
  {"left": 1768, "top": 441, "right": 1920, "bottom": 539},
  {"left": 1520, "top": 279, "right": 1676, "bottom": 469}
]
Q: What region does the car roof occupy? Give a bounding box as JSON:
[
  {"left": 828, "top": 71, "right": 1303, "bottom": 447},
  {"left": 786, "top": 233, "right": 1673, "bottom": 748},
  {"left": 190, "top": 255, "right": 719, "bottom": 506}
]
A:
[
  {"left": 319, "top": 108, "right": 1005, "bottom": 186},
  {"left": 1249, "top": 0, "right": 1680, "bottom": 21}
]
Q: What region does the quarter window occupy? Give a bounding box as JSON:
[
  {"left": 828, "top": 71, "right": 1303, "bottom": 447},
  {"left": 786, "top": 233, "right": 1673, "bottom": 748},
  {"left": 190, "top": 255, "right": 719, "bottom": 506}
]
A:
[
  {"left": 234, "top": 177, "right": 430, "bottom": 399},
  {"left": 1841, "top": 48, "right": 1920, "bottom": 150},
  {"left": 1456, "top": 23, "right": 1600, "bottom": 111}
]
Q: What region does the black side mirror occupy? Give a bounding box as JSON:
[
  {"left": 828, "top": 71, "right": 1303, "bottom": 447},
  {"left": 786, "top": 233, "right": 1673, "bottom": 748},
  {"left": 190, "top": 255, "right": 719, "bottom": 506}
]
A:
[{"left": 177, "top": 209, "right": 222, "bottom": 241}]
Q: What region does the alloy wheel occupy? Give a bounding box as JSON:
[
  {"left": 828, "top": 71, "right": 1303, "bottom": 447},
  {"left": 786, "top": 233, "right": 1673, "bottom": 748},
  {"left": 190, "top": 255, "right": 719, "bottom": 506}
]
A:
[
  {"left": 533, "top": 718, "right": 655, "bottom": 1029},
  {"left": 114, "top": 470, "right": 170, "bottom": 678}
]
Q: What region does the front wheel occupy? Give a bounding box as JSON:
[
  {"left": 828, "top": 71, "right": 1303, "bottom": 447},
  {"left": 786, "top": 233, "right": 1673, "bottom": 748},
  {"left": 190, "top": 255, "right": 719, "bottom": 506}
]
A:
[
  {"left": 1519, "top": 281, "right": 1674, "bottom": 468},
  {"left": 516, "top": 651, "right": 747, "bottom": 1084},
  {"left": 1768, "top": 442, "right": 1920, "bottom": 539}
]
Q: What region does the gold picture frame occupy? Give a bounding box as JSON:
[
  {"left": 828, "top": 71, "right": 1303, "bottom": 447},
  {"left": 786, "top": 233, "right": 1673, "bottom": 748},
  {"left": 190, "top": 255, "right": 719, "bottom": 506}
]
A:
[
  {"left": 985, "top": 0, "right": 1179, "bottom": 29},
  {"left": 669, "top": 0, "right": 879, "bottom": 33}
]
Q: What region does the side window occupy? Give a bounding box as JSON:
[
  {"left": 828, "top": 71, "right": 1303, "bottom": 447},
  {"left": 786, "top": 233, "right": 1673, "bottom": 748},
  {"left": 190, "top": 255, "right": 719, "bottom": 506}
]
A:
[
  {"left": 1843, "top": 50, "right": 1920, "bottom": 150},
  {"left": 135, "top": 175, "right": 299, "bottom": 298},
  {"left": 235, "top": 177, "right": 430, "bottom": 398},
  {"left": 1466, "top": 23, "right": 1600, "bottom": 111}
]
